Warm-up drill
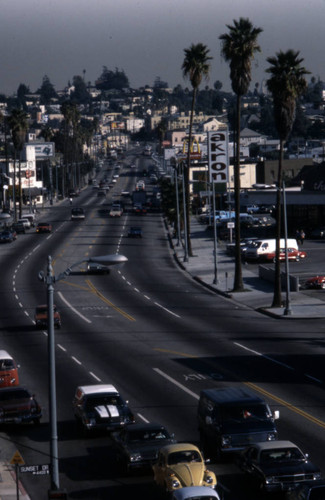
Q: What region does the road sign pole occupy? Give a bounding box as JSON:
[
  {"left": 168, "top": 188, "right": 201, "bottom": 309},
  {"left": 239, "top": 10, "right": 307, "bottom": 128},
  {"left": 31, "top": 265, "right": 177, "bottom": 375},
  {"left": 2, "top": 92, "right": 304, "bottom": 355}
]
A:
[{"left": 16, "top": 463, "right": 20, "bottom": 500}]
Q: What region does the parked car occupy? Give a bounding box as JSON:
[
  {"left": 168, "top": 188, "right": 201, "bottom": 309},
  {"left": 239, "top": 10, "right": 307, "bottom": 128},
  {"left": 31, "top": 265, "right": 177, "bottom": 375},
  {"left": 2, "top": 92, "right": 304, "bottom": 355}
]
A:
[
  {"left": 198, "top": 387, "right": 279, "bottom": 460},
  {"left": 128, "top": 226, "right": 142, "bottom": 238},
  {"left": 152, "top": 443, "right": 217, "bottom": 494},
  {"left": 171, "top": 486, "right": 221, "bottom": 500},
  {"left": 72, "top": 384, "right": 135, "bottom": 433},
  {"left": 237, "top": 440, "right": 321, "bottom": 493},
  {"left": 286, "top": 479, "right": 325, "bottom": 500},
  {"left": 71, "top": 208, "right": 85, "bottom": 220},
  {"left": 112, "top": 422, "right": 176, "bottom": 472},
  {"left": 265, "top": 248, "right": 307, "bottom": 262},
  {"left": 0, "top": 229, "right": 17, "bottom": 243},
  {"left": 0, "top": 386, "right": 42, "bottom": 425},
  {"left": 0, "top": 350, "right": 19, "bottom": 387},
  {"left": 310, "top": 226, "right": 325, "bottom": 239},
  {"left": 34, "top": 304, "right": 61, "bottom": 329},
  {"left": 302, "top": 275, "right": 325, "bottom": 290},
  {"left": 36, "top": 222, "right": 52, "bottom": 233}
]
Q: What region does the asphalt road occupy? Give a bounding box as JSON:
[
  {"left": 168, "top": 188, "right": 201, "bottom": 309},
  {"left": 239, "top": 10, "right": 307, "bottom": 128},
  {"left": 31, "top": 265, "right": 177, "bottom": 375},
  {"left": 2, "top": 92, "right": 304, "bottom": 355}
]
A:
[{"left": 0, "top": 154, "right": 325, "bottom": 500}]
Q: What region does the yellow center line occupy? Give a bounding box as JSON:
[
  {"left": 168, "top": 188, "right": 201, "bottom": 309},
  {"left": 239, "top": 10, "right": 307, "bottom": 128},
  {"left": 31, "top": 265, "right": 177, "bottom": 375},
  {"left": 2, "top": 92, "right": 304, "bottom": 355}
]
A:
[
  {"left": 85, "top": 279, "right": 136, "bottom": 321},
  {"left": 153, "top": 349, "right": 325, "bottom": 429}
]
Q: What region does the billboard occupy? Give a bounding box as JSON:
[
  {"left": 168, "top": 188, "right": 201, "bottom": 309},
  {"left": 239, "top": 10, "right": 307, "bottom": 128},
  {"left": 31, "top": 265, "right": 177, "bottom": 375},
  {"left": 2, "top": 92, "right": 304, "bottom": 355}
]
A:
[
  {"left": 208, "top": 129, "right": 229, "bottom": 184},
  {"left": 33, "top": 142, "right": 55, "bottom": 158}
]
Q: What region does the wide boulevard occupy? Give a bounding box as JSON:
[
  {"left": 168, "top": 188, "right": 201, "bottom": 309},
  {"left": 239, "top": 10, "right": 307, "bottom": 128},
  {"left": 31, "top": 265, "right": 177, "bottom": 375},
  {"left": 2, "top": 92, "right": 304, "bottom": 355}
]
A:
[{"left": 0, "top": 150, "right": 324, "bottom": 499}]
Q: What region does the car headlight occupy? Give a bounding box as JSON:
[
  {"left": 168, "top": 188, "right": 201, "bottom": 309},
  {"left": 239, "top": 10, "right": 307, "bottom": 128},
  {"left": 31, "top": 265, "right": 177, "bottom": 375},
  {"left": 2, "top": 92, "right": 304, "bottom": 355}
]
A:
[
  {"left": 171, "top": 478, "right": 180, "bottom": 488},
  {"left": 221, "top": 435, "right": 231, "bottom": 447},
  {"left": 267, "top": 432, "right": 277, "bottom": 441},
  {"left": 265, "top": 476, "right": 277, "bottom": 484},
  {"left": 130, "top": 453, "right": 142, "bottom": 462},
  {"left": 205, "top": 474, "right": 214, "bottom": 484},
  {"left": 314, "top": 472, "right": 322, "bottom": 480}
]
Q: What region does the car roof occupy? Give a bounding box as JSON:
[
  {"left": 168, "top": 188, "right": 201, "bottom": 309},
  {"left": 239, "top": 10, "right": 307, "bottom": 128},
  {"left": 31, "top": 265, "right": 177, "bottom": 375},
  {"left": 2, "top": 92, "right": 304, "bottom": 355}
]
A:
[
  {"left": 200, "top": 387, "right": 265, "bottom": 405},
  {"left": 160, "top": 443, "right": 200, "bottom": 455},
  {"left": 121, "top": 422, "right": 167, "bottom": 432},
  {"left": 248, "top": 440, "right": 296, "bottom": 451},
  {"left": 0, "top": 350, "right": 13, "bottom": 360},
  {"left": 172, "top": 486, "right": 220, "bottom": 500},
  {"left": 77, "top": 384, "right": 118, "bottom": 395}
]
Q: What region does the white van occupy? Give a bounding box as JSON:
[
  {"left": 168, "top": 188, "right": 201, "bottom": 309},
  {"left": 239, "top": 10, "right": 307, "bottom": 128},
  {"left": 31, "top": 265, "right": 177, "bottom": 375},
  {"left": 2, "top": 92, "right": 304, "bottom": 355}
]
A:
[{"left": 245, "top": 238, "right": 298, "bottom": 261}]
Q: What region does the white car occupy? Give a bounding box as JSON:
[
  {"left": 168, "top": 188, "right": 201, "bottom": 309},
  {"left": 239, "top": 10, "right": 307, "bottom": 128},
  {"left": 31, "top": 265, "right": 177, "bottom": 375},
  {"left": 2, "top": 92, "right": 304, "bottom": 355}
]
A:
[
  {"left": 17, "top": 218, "right": 31, "bottom": 229},
  {"left": 171, "top": 486, "right": 220, "bottom": 500}
]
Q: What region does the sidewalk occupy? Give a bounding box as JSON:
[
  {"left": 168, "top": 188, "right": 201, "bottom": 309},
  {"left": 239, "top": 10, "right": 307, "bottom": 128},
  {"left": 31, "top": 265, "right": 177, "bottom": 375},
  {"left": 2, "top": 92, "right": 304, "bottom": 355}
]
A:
[
  {"left": 171, "top": 218, "right": 325, "bottom": 319},
  {"left": 0, "top": 463, "right": 30, "bottom": 500}
]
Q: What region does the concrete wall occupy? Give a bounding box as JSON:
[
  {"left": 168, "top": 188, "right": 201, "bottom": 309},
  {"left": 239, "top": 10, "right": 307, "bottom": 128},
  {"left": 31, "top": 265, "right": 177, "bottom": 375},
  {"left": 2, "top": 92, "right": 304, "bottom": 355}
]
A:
[{"left": 259, "top": 265, "right": 299, "bottom": 292}]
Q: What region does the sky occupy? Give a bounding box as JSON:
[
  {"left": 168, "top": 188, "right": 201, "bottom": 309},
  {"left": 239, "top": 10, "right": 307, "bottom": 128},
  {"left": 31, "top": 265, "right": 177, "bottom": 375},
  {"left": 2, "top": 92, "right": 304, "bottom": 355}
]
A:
[{"left": 0, "top": 0, "right": 324, "bottom": 95}]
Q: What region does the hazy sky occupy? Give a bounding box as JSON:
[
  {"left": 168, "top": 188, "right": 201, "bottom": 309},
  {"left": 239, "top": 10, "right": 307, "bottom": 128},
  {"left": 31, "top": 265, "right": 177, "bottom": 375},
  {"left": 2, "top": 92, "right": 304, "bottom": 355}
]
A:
[{"left": 1, "top": 0, "right": 324, "bottom": 95}]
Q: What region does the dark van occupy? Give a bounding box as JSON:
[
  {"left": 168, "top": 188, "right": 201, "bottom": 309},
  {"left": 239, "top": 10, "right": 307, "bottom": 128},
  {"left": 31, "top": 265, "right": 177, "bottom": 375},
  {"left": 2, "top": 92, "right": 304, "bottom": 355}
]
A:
[{"left": 198, "top": 387, "right": 279, "bottom": 460}]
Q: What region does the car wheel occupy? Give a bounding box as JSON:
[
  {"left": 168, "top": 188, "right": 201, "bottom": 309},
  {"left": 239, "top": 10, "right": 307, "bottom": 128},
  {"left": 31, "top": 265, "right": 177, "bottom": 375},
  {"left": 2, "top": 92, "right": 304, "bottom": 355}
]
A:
[
  {"left": 321, "top": 283, "right": 325, "bottom": 290},
  {"left": 296, "top": 257, "right": 300, "bottom": 262}
]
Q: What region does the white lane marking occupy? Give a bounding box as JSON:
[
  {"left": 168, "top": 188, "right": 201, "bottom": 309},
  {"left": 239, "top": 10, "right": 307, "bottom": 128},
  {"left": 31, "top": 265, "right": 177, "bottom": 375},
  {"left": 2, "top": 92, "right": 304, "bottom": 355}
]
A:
[
  {"left": 137, "top": 413, "right": 150, "bottom": 423},
  {"left": 57, "top": 291, "right": 92, "bottom": 323},
  {"left": 18, "top": 303, "right": 22, "bottom": 308},
  {"left": 144, "top": 295, "right": 151, "bottom": 300},
  {"left": 24, "top": 311, "right": 29, "bottom": 316},
  {"left": 134, "top": 288, "right": 139, "bottom": 293},
  {"left": 154, "top": 302, "right": 180, "bottom": 318},
  {"left": 305, "top": 374, "right": 322, "bottom": 383},
  {"left": 89, "top": 372, "right": 101, "bottom": 381},
  {"left": 127, "top": 281, "right": 131, "bottom": 286},
  {"left": 153, "top": 368, "right": 199, "bottom": 400},
  {"left": 58, "top": 344, "right": 66, "bottom": 352},
  {"left": 234, "top": 342, "right": 294, "bottom": 370},
  {"left": 71, "top": 356, "right": 81, "bottom": 365},
  {"left": 46, "top": 234, "right": 52, "bottom": 240},
  {"left": 15, "top": 295, "right": 18, "bottom": 300}
]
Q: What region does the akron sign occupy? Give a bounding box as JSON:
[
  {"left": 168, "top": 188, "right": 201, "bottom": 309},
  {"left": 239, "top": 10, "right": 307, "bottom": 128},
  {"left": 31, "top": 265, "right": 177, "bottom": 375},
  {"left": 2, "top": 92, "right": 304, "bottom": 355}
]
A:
[{"left": 208, "top": 129, "right": 229, "bottom": 185}]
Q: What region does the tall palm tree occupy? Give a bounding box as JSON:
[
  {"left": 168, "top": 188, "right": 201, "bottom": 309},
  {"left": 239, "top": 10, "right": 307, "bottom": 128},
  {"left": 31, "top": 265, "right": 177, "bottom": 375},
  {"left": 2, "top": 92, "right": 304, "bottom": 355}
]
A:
[
  {"left": 219, "top": 18, "right": 263, "bottom": 291},
  {"left": 266, "top": 50, "right": 309, "bottom": 307},
  {"left": 8, "top": 109, "right": 28, "bottom": 220},
  {"left": 182, "top": 43, "right": 212, "bottom": 257}
]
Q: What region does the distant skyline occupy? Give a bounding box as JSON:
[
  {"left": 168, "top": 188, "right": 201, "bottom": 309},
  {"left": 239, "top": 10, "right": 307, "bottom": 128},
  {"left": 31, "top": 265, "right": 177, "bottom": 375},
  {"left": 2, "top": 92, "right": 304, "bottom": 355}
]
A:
[{"left": 0, "top": 0, "right": 324, "bottom": 95}]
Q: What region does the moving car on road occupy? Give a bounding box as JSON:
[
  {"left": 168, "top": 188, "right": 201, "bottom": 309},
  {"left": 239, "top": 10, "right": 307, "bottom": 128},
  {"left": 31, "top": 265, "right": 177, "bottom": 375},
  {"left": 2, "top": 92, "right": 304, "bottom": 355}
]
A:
[
  {"left": 237, "top": 440, "right": 321, "bottom": 493},
  {"left": 152, "top": 443, "right": 217, "bottom": 494},
  {"left": 34, "top": 304, "right": 62, "bottom": 329},
  {"left": 265, "top": 247, "right": 307, "bottom": 262},
  {"left": 71, "top": 207, "right": 85, "bottom": 220},
  {"left": 302, "top": 275, "right": 325, "bottom": 289},
  {"left": 112, "top": 422, "right": 176, "bottom": 472},
  {"left": 128, "top": 226, "right": 142, "bottom": 238},
  {"left": 0, "top": 386, "right": 42, "bottom": 425},
  {"left": 36, "top": 221, "right": 52, "bottom": 233},
  {"left": 72, "top": 384, "right": 135, "bottom": 433},
  {"left": 0, "top": 229, "right": 17, "bottom": 243}
]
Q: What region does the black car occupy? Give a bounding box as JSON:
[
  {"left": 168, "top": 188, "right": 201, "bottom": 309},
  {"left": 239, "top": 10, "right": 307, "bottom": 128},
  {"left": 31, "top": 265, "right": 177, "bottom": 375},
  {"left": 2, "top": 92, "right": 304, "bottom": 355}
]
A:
[
  {"left": 286, "top": 480, "right": 325, "bottom": 499},
  {"left": 72, "top": 384, "right": 135, "bottom": 434},
  {"left": 128, "top": 226, "right": 142, "bottom": 238},
  {"left": 11, "top": 222, "right": 25, "bottom": 234},
  {"left": 112, "top": 422, "right": 176, "bottom": 472},
  {"left": 0, "top": 230, "right": 16, "bottom": 243},
  {"left": 237, "top": 440, "right": 321, "bottom": 493},
  {"left": 0, "top": 386, "right": 42, "bottom": 425}
]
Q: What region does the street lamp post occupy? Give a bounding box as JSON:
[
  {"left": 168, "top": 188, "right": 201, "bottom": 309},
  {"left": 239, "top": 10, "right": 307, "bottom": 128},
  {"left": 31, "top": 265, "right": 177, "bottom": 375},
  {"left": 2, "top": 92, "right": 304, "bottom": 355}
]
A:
[
  {"left": 38, "top": 253, "right": 128, "bottom": 495},
  {"left": 282, "top": 181, "right": 292, "bottom": 316}
]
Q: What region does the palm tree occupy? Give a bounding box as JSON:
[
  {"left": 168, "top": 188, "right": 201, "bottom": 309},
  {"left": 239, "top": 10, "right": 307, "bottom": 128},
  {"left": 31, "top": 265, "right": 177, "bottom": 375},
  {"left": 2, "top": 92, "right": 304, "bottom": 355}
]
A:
[
  {"left": 219, "top": 18, "right": 263, "bottom": 291},
  {"left": 182, "top": 43, "right": 212, "bottom": 257},
  {"left": 8, "top": 109, "right": 28, "bottom": 220},
  {"left": 266, "top": 50, "right": 309, "bottom": 307}
]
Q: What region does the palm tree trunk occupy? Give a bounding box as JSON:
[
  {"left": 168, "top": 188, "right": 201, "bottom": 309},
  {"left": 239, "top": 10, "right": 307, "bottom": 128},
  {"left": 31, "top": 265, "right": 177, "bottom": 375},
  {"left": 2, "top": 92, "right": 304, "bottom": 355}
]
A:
[
  {"left": 185, "top": 88, "right": 197, "bottom": 257},
  {"left": 13, "top": 152, "right": 16, "bottom": 222},
  {"left": 233, "top": 94, "right": 244, "bottom": 291},
  {"left": 272, "top": 139, "right": 284, "bottom": 307},
  {"left": 18, "top": 154, "right": 22, "bottom": 219}
]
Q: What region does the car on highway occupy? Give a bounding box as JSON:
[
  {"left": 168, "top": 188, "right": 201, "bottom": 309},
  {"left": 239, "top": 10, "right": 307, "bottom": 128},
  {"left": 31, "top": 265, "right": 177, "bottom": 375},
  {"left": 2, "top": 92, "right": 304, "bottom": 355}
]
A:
[
  {"left": 171, "top": 486, "right": 221, "bottom": 500},
  {"left": 302, "top": 275, "right": 325, "bottom": 290},
  {"left": 72, "top": 384, "right": 135, "bottom": 433},
  {"left": 0, "top": 386, "right": 42, "bottom": 425},
  {"left": 11, "top": 221, "right": 25, "bottom": 234},
  {"left": 17, "top": 218, "right": 31, "bottom": 229},
  {"left": 0, "top": 350, "right": 19, "bottom": 388},
  {"left": 128, "top": 226, "right": 142, "bottom": 238},
  {"left": 0, "top": 229, "right": 17, "bottom": 243},
  {"left": 237, "top": 440, "right": 321, "bottom": 493},
  {"left": 152, "top": 443, "right": 217, "bottom": 494},
  {"left": 110, "top": 203, "right": 123, "bottom": 217},
  {"left": 71, "top": 207, "right": 85, "bottom": 220},
  {"left": 265, "top": 247, "right": 307, "bottom": 262},
  {"left": 112, "top": 422, "right": 176, "bottom": 472},
  {"left": 133, "top": 203, "right": 147, "bottom": 215},
  {"left": 97, "top": 189, "right": 106, "bottom": 197},
  {"left": 36, "top": 221, "right": 52, "bottom": 233},
  {"left": 34, "top": 304, "right": 62, "bottom": 329},
  {"left": 286, "top": 479, "right": 325, "bottom": 500}
]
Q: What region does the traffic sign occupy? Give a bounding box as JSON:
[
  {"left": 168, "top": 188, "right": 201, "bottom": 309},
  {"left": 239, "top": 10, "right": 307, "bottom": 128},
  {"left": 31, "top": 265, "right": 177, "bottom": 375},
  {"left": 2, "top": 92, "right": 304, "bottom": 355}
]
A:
[
  {"left": 20, "top": 464, "right": 50, "bottom": 475},
  {"left": 10, "top": 450, "right": 25, "bottom": 465}
]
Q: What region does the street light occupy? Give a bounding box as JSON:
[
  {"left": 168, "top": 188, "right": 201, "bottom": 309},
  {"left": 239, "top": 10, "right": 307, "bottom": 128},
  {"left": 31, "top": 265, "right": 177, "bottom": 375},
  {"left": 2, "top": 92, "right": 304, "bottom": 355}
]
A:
[{"left": 38, "top": 253, "right": 128, "bottom": 495}]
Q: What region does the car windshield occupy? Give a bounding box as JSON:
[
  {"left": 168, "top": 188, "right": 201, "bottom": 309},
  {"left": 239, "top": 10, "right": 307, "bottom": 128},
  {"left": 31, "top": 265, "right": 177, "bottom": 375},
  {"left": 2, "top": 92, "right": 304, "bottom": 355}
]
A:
[
  {"left": 221, "top": 404, "right": 270, "bottom": 422},
  {"left": 126, "top": 428, "right": 169, "bottom": 442},
  {"left": 0, "top": 359, "right": 15, "bottom": 371},
  {"left": 0, "top": 389, "right": 30, "bottom": 400},
  {"left": 85, "top": 395, "right": 124, "bottom": 410},
  {"left": 260, "top": 447, "right": 304, "bottom": 463},
  {"left": 168, "top": 450, "right": 201, "bottom": 465}
]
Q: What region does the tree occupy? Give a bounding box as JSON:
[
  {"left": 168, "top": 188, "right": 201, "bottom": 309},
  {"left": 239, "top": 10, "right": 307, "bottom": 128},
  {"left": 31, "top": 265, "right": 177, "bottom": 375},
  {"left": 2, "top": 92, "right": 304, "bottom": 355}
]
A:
[
  {"left": 7, "top": 109, "right": 29, "bottom": 219},
  {"left": 266, "top": 49, "right": 309, "bottom": 307},
  {"left": 219, "top": 17, "right": 263, "bottom": 291},
  {"left": 17, "top": 84, "right": 30, "bottom": 109},
  {"left": 70, "top": 75, "right": 90, "bottom": 104},
  {"left": 95, "top": 67, "right": 129, "bottom": 90},
  {"left": 38, "top": 75, "right": 57, "bottom": 104},
  {"left": 182, "top": 42, "right": 212, "bottom": 257}
]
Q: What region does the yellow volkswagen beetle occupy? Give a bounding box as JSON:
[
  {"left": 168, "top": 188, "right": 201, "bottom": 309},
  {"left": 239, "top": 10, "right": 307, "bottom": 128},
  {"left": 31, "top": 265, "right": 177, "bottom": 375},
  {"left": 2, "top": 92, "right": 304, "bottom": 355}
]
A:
[{"left": 152, "top": 443, "right": 217, "bottom": 494}]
